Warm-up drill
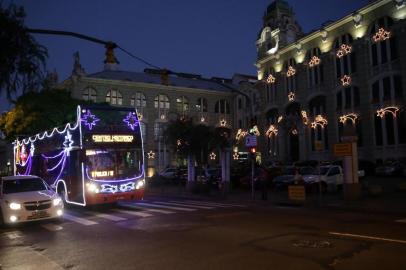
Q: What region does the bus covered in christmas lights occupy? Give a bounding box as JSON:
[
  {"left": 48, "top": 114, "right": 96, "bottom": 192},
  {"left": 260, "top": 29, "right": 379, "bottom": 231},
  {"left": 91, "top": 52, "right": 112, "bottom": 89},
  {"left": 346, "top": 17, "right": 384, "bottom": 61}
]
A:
[{"left": 13, "top": 105, "right": 145, "bottom": 206}]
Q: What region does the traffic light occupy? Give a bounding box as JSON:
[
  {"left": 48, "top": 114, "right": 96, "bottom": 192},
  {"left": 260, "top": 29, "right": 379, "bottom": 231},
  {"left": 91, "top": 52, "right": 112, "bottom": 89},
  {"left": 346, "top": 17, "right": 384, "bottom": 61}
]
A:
[{"left": 250, "top": 147, "right": 256, "bottom": 154}]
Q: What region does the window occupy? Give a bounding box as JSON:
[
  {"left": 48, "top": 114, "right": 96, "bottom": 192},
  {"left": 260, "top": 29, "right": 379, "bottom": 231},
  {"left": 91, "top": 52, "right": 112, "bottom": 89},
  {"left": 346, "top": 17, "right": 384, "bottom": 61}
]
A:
[
  {"left": 307, "top": 47, "right": 323, "bottom": 87},
  {"left": 131, "top": 92, "right": 146, "bottom": 109},
  {"left": 196, "top": 98, "right": 207, "bottom": 112},
  {"left": 154, "top": 94, "right": 170, "bottom": 109},
  {"left": 309, "top": 96, "right": 328, "bottom": 150},
  {"left": 106, "top": 90, "right": 122, "bottom": 105},
  {"left": 83, "top": 88, "right": 97, "bottom": 102},
  {"left": 215, "top": 99, "right": 230, "bottom": 114},
  {"left": 370, "top": 17, "right": 397, "bottom": 66},
  {"left": 334, "top": 34, "right": 355, "bottom": 79},
  {"left": 284, "top": 58, "right": 297, "bottom": 96},
  {"left": 176, "top": 96, "right": 189, "bottom": 114}
]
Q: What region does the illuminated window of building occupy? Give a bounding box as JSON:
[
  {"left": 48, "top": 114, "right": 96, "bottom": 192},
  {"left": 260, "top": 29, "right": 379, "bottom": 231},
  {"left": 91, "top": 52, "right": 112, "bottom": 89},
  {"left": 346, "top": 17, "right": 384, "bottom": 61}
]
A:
[
  {"left": 154, "top": 94, "right": 170, "bottom": 109},
  {"left": 105, "top": 89, "right": 122, "bottom": 105},
  {"left": 83, "top": 87, "right": 97, "bottom": 102},
  {"left": 131, "top": 92, "right": 146, "bottom": 108},
  {"left": 176, "top": 96, "right": 189, "bottom": 114},
  {"left": 370, "top": 17, "right": 397, "bottom": 67},
  {"left": 196, "top": 98, "right": 208, "bottom": 112},
  {"left": 215, "top": 99, "right": 230, "bottom": 114}
]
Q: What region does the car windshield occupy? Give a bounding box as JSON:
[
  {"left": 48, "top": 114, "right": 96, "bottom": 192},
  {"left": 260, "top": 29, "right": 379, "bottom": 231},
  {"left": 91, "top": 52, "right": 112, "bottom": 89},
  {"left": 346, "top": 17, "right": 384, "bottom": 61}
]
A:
[
  {"left": 300, "top": 167, "right": 316, "bottom": 175},
  {"left": 282, "top": 167, "right": 296, "bottom": 175},
  {"left": 2, "top": 178, "right": 48, "bottom": 194},
  {"left": 320, "top": 167, "right": 330, "bottom": 175}
]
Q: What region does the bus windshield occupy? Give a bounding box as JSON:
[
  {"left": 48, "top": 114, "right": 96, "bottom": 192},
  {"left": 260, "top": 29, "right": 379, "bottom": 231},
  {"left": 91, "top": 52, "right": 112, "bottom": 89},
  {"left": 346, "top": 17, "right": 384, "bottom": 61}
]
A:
[{"left": 86, "top": 149, "right": 143, "bottom": 181}]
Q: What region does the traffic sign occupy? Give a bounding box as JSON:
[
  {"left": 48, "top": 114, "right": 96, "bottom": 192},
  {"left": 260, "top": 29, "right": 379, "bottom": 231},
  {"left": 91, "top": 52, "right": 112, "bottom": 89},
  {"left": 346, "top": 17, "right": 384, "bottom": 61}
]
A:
[
  {"left": 288, "top": 185, "right": 306, "bottom": 201},
  {"left": 334, "top": 143, "right": 352, "bottom": 156},
  {"left": 245, "top": 135, "right": 257, "bottom": 147}
]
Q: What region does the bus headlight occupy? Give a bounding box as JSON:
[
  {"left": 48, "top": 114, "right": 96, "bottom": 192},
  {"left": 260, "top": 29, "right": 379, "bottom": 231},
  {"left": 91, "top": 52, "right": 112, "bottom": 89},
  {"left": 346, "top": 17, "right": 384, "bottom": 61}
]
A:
[
  {"left": 9, "top": 202, "right": 21, "bottom": 210},
  {"left": 136, "top": 180, "right": 145, "bottom": 190},
  {"left": 53, "top": 198, "right": 62, "bottom": 206},
  {"left": 86, "top": 182, "right": 100, "bottom": 193}
]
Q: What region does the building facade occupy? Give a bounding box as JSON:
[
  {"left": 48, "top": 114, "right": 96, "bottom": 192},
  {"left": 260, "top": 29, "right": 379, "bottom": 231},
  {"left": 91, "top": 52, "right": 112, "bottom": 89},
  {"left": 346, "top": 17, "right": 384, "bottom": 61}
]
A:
[{"left": 256, "top": 0, "right": 406, "bottom": 163}]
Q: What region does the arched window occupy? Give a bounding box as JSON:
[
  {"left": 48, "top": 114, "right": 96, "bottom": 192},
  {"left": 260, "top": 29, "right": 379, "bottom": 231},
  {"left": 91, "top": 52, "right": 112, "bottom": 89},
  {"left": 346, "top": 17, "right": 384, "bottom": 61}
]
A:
[
  {"left": 307, "top": 47, "right": 323, "bottom": 87},
  {"left": 370, "top": 17, "right": 397, "bottom": 67},
  {"left": 309, "top": 96, "right": 328, "bottom": 150},
  {"left": 265, "top": 67, "right": 277, "bottom": 103},
  {"left": 334, "top": 34, "right": 355, "bottom": 79},
  {"left": 284, "top": 58, "right": 297, "bottom": 101},
  {"left": 131, "top": 92, "right": 146, "bottom": 109},
  {"left": 154, "top": 94, "right": 170, "bottom": 109},
  {"left": 176, "top": 96, "right": 189, "bottom": 114},
  {"left": 196, "top": 98, "right": 208, "bottom": 112},
  {"left": 106, "top": 89, "right": 122, "bottom": 105},
  {"left": 371, "top": 75, "right": 405, "bottom": 145},
  {"left": 83, "top": 87, "right": 97, "bottom": 102},
  {"left": 215, "top": 99, "right": 230, "bottom": 114}
]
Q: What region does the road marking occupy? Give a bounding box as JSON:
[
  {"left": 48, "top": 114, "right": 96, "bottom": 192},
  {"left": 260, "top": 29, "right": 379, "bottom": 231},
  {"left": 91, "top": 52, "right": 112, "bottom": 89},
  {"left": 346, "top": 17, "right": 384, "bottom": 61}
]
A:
[
  {"left": 41, "top": 223, "right": 63, "bottom": 231},
  {"left": 4, "top": 231, "right": 23, "bottom": 239},
  {"left": 113, "top": 209, "right": 153, "bottom": 218},
  {"left": 184, "top": 200, "right": 245, "bottom": 207},
  {"left": 87, "top": 211, "right": 127, "bottom": 222},
  {"left": 396, "top": 219, "right": 406, "bottom": 223},
  {"left": 137, "top": 202, "right": 196, "bottom": 212},
  {"left": 329, "top": 232, "right": 406, "bottom": 245},
  {"left": 160, "top": 201, "right": 214, "bottom": 209},
  {"left": 63, "top": 213, "right": 98, "bottom": 226},
  {"left": 120, "top": 203, "right": 175, "bottom": 214}
]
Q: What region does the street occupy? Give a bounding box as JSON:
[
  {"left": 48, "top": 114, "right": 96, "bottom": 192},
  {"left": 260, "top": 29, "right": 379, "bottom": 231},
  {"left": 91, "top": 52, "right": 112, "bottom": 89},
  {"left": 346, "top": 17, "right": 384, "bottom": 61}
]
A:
[{"left": 1, "top": 195, "right": 406, "bottom": 270}]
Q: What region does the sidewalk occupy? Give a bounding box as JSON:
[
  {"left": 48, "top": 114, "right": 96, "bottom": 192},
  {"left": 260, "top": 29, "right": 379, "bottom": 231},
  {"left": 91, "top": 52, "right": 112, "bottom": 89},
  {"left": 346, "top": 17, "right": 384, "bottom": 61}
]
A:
[{"left": 145, "top": 183, "right": 406, "bottom": 215}]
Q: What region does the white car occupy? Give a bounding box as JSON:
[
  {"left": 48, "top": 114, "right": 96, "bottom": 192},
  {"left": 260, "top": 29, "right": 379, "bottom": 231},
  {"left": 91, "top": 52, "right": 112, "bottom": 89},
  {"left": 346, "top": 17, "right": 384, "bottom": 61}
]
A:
[
  {"left": 0, "top": 175, "right": 64, "bottom": 225},
  {"left": 303, "top": 166, "right": 343, "bottom": 192}
]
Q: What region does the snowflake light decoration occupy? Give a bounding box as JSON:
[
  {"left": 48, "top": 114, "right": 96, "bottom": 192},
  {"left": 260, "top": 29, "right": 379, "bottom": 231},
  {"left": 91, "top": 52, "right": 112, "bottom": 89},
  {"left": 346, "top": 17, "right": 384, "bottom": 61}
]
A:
[
  {"left": 123, "top": 112, "right": 139, "bottom": 131},
  {"left": 373, "top": 28, "right": 391, "bottom": 43},
  {"left": 286, "top": 66, "right": 296, "bottom": 77},
  {"left": 341, "top": 75, "right": 351, "bottom": 87},
  {"left": 376, "top": 106, "right": 399, "bottom": 118},
  {"left": 266, "top": 125, "right": 278, "bottom": 137},
  {"left": 339, "top": 113, "right": 358, "bottom": 124},
  {"left": 288, "top": 92, "right": 295, "bottom": 101},
  {"left": 311, "top": 115, "right": 328, "bottom": 129},
  {"left": 220, "top": 119, "right": 227, "bottom": 127},
  {"left": 336, "top": 44, "right": 352, "bottom": 58},
  {"left": 63, "top": 131, "right": 74, "bottom": 155},
  {"left": 209, "top": 152, "right": 216, "bottom": 160},
  {"left": 81, "top": 110, "right": 100, "bottom": 130},
  {"left": 266, "top": 74, "right": 276, "bottom": 84},
  {"left": 308, "top": 56, "right": 321, "bottom": 68},
  {"left": 147, "top": 150, "right": 155, "bottom": 159}
]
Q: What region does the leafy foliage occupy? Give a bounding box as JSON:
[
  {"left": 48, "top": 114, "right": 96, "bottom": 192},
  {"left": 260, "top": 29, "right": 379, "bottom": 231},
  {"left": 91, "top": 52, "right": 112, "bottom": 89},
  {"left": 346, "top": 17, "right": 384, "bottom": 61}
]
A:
[
  {"left": 0, "top": 4, "right": 48, "bottom": 99},
  {"left": 0, "top": 89, "right": 91, "bottom": 141}
]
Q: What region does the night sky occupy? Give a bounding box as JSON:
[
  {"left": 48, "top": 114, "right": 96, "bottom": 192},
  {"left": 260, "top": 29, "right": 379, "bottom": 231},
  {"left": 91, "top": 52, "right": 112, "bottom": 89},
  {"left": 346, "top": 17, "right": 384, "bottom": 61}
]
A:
[{"left": 1, "top": 0, "right": 366, "bottom": 111}]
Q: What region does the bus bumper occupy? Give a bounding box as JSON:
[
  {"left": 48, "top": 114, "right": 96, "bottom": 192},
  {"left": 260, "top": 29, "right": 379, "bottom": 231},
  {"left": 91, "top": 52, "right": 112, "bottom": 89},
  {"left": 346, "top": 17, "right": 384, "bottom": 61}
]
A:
[{"left": 85, "top": 189, "right": 144, "bottom": 205}]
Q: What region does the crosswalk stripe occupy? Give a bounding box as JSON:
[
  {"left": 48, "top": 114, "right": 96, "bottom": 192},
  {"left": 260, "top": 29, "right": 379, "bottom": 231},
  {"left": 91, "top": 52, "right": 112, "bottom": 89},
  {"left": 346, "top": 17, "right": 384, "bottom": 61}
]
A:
[
  {"left": 170, "top": 200, "right": 229, "bottom": 208},
  {"left": 41, "top": 223, "right": 63, "bottom": 231},
  {"left": 63, "top": 213, "right": 98, "bottom": 226},
  {"left": 137, "top": 202, "right": 196, "bottom": 212},
  {"left": 162, "top": 201, "right": 214, "bottom": 209},
  {"left": 113, "top": 209, "right": 153, "bottom": 218},
  {"left": 4, "top": 231, "right": 23, "bottom": 239},
  {"left": 120, "top": 203, "right": 175, "bottom": 214},
  {"left": 184, "top": 200, "right": 245, "bottom": 207},
  {"left": 396, "top": 219, "right": 406, "bottom": 223},
  {"left": 87, "top": 211, "right": 127, "bottom": 222}
]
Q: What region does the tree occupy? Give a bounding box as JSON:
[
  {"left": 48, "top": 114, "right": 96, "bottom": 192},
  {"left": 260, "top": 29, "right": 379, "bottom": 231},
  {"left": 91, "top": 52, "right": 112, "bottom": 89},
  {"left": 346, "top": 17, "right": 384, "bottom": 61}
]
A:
[
  {"left": 0, "top": 4, "right": 47, "bottom": 100},
  {"left": 0, "top": 89, "right": 91, "bottom": 141}
]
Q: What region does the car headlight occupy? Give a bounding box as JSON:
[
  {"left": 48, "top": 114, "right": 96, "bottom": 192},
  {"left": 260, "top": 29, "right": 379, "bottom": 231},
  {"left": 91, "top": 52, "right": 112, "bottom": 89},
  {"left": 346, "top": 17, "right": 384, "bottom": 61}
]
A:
[
  {"left": 53, "top": 198, "right": 62, "bottom": 206},
  {"left": 9, "top": 202, "right": 21, "bottom": 210},
  {"left": 136, "top": 180, "right": 145, "bottom": 190},
  {"left": 86, "top": 182, "right": 100, "bottom": 193}
]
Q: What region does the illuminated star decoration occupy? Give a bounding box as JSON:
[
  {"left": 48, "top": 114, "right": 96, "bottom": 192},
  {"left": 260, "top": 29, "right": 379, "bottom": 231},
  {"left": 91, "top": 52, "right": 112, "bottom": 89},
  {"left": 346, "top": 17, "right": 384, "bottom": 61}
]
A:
[
  {"left": 308, "top": 56, "right": 321, "bottom": 68},
  {"left": 286, "top": 66, "right": 296, "bottom": 77},
  {"left": 147, "top": 150, "right": 155, "bottom": 159},
  {"left": 123, "top": 112, "right": 139, "bottom": 131},
  {"left": 291, "top": 128, "right": 298, "bottom": 135},
  {"left": 200, "top": 116, "right": 206, "bottom": 122},
  {"left": 63, "top": 131, "right": 74, "bottom": 155},
  {"left": 373, "top": 28, "right": 391, "bottom": 43},
  {"left": 266, "top": 74, "right": 276, "bottom": 84},
  {"left": 137, "top": 112, "right": 143, "bottom": 121},
  {"left": 376, "top": 106, "right": 399, "bottom": 118},
  {"left": 233, "top": 152, "right": 239, "bottom": 160},
  {"left": 311, "top": 115, "right": 328, "bottom": 129},
  {"left": 209, "top": 152, "right": 216, "bottom": 160},
  {"left": 336, "top": 44, "right": 352, "bottom": 58},
  {"left": 251, "top": 125, "right": 261, "bottom": 136},
  {"left": 288, "top": 92, "right": 295, "bottom": 101},
  {"left": 301, "top": 111, "right": 309, "bottom": 125},
  {"left": 81, "top": 109, "right": 100, "bottom": 130},
  {"left": 30, "top": 143, "right": 35, "bottom": 156},
  {"left": 235, "top": 129, "right": 248, "bottom": 141},
  {"left": 341, "top": 75, "right": 351, "bottom": 87},
  {"left": 220, "top": 119, "right": 227, "bottom": 127},
  {"left": 266, "top": 125, "right": 278, "bottom": 137},
  {"left": 339, "top": 113, "right": 358, "bottom": 124},
  {"left": 278, "top": 116, "right": 283, "bottom": 123}
]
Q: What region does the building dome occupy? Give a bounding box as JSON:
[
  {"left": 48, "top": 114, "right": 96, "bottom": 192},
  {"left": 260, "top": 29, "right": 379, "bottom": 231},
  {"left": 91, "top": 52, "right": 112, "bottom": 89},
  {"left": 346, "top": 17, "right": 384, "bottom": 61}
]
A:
[{"left": 266, "top": 0, "right": 291, "bottom": 15}]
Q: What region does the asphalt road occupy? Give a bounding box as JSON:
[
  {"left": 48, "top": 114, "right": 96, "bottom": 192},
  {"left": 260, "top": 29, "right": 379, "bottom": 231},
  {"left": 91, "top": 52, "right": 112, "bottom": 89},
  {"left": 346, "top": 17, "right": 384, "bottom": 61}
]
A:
[{"left": 1, "top": 196, "right": 406, "bottom": 270}]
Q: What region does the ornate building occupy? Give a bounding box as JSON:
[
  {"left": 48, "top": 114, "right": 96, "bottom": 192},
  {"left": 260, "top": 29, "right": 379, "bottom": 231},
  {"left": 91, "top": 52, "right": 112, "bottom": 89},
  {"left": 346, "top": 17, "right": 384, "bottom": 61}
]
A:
[{"left": 256, "top": 0, "right": 406, "bottom": 163}]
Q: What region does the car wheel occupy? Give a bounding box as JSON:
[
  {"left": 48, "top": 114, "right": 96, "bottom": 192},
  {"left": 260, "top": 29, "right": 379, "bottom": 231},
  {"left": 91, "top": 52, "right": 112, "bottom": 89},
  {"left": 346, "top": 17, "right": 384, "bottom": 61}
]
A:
[{"left": 0, "top": 208, "right": 5, "bottom": 227}]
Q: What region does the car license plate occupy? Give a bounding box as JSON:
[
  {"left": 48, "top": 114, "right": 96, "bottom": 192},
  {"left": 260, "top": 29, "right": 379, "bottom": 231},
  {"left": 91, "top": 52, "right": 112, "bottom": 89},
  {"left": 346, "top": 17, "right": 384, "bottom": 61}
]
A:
[{"left": 31, "top": 210, "right": 48, "bottom": 218}]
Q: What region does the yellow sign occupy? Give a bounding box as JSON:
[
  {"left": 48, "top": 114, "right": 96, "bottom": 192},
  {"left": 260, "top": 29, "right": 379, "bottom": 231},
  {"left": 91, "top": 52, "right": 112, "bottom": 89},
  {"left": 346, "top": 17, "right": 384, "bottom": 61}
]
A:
[
  {"left": 91, "top": 170, "right": 114, "bottom": 178},
  {"left": 315, "top": 140, "right": 323, "bottom": 151},
  {"left": 288, "top": 185, "right": 306, "bottom": 201},
  {"left": 334, "top": 143, "right": 352, "bottom": 156},
  {"left": 92, "top": 135, "right": 134, "bottom": 143}
]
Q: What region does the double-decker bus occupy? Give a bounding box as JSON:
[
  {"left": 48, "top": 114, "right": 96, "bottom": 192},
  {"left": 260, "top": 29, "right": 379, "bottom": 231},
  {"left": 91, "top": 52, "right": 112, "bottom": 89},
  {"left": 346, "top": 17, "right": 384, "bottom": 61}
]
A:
[{"left": 13, "top": 105, "right": 145, "bottom": 206}]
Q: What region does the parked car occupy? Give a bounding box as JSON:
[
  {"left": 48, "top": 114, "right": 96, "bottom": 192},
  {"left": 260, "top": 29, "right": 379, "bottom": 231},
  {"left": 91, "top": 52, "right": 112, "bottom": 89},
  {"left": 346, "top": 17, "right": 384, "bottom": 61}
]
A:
[
  {"left": 0, "top": 175, "right": 64, "bottom": 225},
  {"left": 205, "top": 168, "right": 222, "bottom": 187},
  {"left": 375, "top": 160, "right": 405, "bottom": 176},
  {"left": 159, "top": 167, "right": 177, "bottom": 179},
  {"left": 332, "top": 160, "right": 369, "bottom": 178},
  {"left": 272, "top": 166, "right": 296, "bottom": 190},
  {"left": 303, "top": 165, "right": 343, "bottom": 192}
]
